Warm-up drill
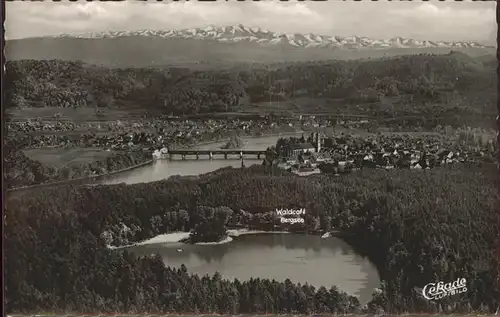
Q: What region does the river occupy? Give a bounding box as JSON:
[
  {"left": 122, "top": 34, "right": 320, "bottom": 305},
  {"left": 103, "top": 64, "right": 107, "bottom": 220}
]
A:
[
  {"left": 129, "top": 233, "right": 380, "bottom": 305},
  {"left": 101, "top": 133, "right": 302, "bottom": 185}
]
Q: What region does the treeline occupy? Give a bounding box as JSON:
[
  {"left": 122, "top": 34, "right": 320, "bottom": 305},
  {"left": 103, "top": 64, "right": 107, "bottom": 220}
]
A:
[
  {"left": 5, "top": 52, "right": 495, "bottom": 127},
  {"left": 4, "top": 140, "right": 151, "bottom": 189},
  {"left": 5, "top": 164, "right": 499, "bottom": 314},
  {"left": 4, "top": 60, "right": 249, "bottom": 114}
]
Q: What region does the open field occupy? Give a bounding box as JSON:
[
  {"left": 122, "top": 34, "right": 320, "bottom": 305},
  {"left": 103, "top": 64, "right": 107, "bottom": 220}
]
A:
[
  {"left": 12, "top": 127, "right": 158, "bottom": 137},
  {"left": 244, "top": 96, "right": 403, "bottom": 117},
  {"left": 13, "top": 130, "right": 129, "bottom": 137},
  {"left": 22, "top": 147, "right": 116, "bottom": 167},
  {"left": 9, "top": 103, "right": 368, "bottom": 121},
  {"left": 7, "top": 107, "right": 154, "bottom": 123},
  {"left": 244, "top": 98, "right": 337, "bottom": 114},
  {"left": 7, "top": 104, "right": 368, "bottom": 123}
]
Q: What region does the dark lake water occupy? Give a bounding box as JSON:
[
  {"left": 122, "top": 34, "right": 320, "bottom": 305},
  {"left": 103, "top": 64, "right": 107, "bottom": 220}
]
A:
[{"left": 129, "top": 233, "right": 380, "bottom": 304}]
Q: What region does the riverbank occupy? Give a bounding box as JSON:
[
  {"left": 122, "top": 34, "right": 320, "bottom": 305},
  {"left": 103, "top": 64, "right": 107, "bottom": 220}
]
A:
[
  {"left": 7, "top": 158, "right": 154, "bottom": 195},
  {"left": 8, "top": 130, "right": 304, "bottom": 192},
  {"left": 188, "top": 130, "right": 305, "bottom": 149}
]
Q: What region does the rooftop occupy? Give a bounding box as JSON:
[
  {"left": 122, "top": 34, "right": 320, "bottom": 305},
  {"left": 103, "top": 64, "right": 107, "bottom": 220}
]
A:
[{"left": 291, "top": 143, "right": 315, "bottom": 150}]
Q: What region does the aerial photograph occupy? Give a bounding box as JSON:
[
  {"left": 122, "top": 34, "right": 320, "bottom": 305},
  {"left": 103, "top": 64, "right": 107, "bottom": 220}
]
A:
[{"left": 4, "top": 0, "right": 499, "bottom": 315}]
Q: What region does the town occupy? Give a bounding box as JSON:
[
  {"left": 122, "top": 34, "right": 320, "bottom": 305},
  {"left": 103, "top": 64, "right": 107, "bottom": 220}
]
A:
[
  {"left": 8, "top": 116, "right": 325, "bottom": 149},
  {"left": 271, "top": 130, "right": 496, "bottom": 176},
  {"left": 7, "top": 115, "right": 496, "bottom": 177}
]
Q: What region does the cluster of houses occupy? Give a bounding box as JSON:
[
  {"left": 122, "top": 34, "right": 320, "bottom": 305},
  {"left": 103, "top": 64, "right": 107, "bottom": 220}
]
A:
[
  {"left": 8, "top": 120, "right": 79, "bottom": 133},
  {"left": 276, "top": 133, "right": 495, "bottom": 174},
  {"left": 10, "top": 115, "right": 496, "bottom": 172},
  {"left": 8, "top": 117, "right": 334, "bottom": 135},
  {"left": 16, "top": 132, "right": 171, "bottom": 151},
  {"left": 10, "top": 117, "right": 316, "bottom": 150}
]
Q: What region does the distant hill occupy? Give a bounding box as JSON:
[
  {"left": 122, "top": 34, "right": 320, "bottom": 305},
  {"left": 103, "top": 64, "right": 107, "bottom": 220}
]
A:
[
  {"left": 4, "top": 51, "right": 496, "bottom": 127},
  {"left": 6, "top": 24, "right": 495, "bottom": 68}
]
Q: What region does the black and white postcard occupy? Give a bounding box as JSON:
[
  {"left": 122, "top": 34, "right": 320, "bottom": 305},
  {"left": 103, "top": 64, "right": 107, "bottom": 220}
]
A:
[{"left": 4, "top": 1, "right": 499, "bottom": 316}]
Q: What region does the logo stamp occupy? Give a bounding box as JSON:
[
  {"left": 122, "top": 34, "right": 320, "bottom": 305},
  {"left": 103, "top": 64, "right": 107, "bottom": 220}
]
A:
[{"left": 422, "top": 278, "right": 467, "bottom": 300}]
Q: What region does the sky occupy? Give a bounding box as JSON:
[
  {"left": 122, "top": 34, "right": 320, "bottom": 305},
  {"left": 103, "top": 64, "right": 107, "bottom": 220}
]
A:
[{"left": 5, "top": 0, "right": 497, "bottom": 45}]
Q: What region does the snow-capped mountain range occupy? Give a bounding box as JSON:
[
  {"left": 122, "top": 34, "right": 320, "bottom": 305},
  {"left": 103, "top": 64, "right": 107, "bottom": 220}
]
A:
[{"left": 55, "top": 24, "right": 490, "bottom": 50}]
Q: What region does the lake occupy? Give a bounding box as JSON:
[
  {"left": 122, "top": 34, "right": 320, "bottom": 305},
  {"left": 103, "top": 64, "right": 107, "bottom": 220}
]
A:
[
  {"left": 128, "top": 233, "right": 380, "bottom": 305},
  {"left": 105, "top": 133, "right": 381, "bottom": 304}
]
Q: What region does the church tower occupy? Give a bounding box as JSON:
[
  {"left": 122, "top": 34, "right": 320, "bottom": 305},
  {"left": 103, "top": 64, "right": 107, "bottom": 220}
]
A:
[{"left": 315, "top": 133, "right": 321, "bottom": 153}]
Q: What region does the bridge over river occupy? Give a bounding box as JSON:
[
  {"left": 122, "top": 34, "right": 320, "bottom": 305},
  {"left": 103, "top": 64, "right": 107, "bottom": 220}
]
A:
[{"left": 167, "top": 149, "right": 267, "bottom": 160}]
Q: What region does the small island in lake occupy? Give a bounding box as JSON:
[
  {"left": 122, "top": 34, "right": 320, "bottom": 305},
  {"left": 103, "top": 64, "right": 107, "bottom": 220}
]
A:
[{"left": 180, "top": 207, "right": 231, "bottom": 244}]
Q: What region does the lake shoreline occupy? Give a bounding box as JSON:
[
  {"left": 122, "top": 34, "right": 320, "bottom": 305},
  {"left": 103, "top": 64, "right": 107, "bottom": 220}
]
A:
[
  {"left": 107, "top": 229, "right": 292, "bottom": 250},
  {"left": 115, "top": 227, "right": 379, "bottom": 305},
  {"left": 107, "top": 228, "right": 349, "bottom": 250}
]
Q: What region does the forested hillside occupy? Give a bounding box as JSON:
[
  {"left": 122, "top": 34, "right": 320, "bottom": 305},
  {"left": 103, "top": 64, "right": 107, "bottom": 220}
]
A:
[
  {"left": 5, "top": 165, "right": 499, "bottom": 314},
  {"left": 5, "top": 51, "right": 495, "bottom": 127}
]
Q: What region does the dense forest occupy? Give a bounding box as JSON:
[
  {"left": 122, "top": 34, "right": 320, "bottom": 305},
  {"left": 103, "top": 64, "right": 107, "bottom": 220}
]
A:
[
  {"left": 5, "top": 51, "right": 495, "bottom": 127},
  {"left": 5, "top": 164, "right": 499, "bottom": 314}
]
